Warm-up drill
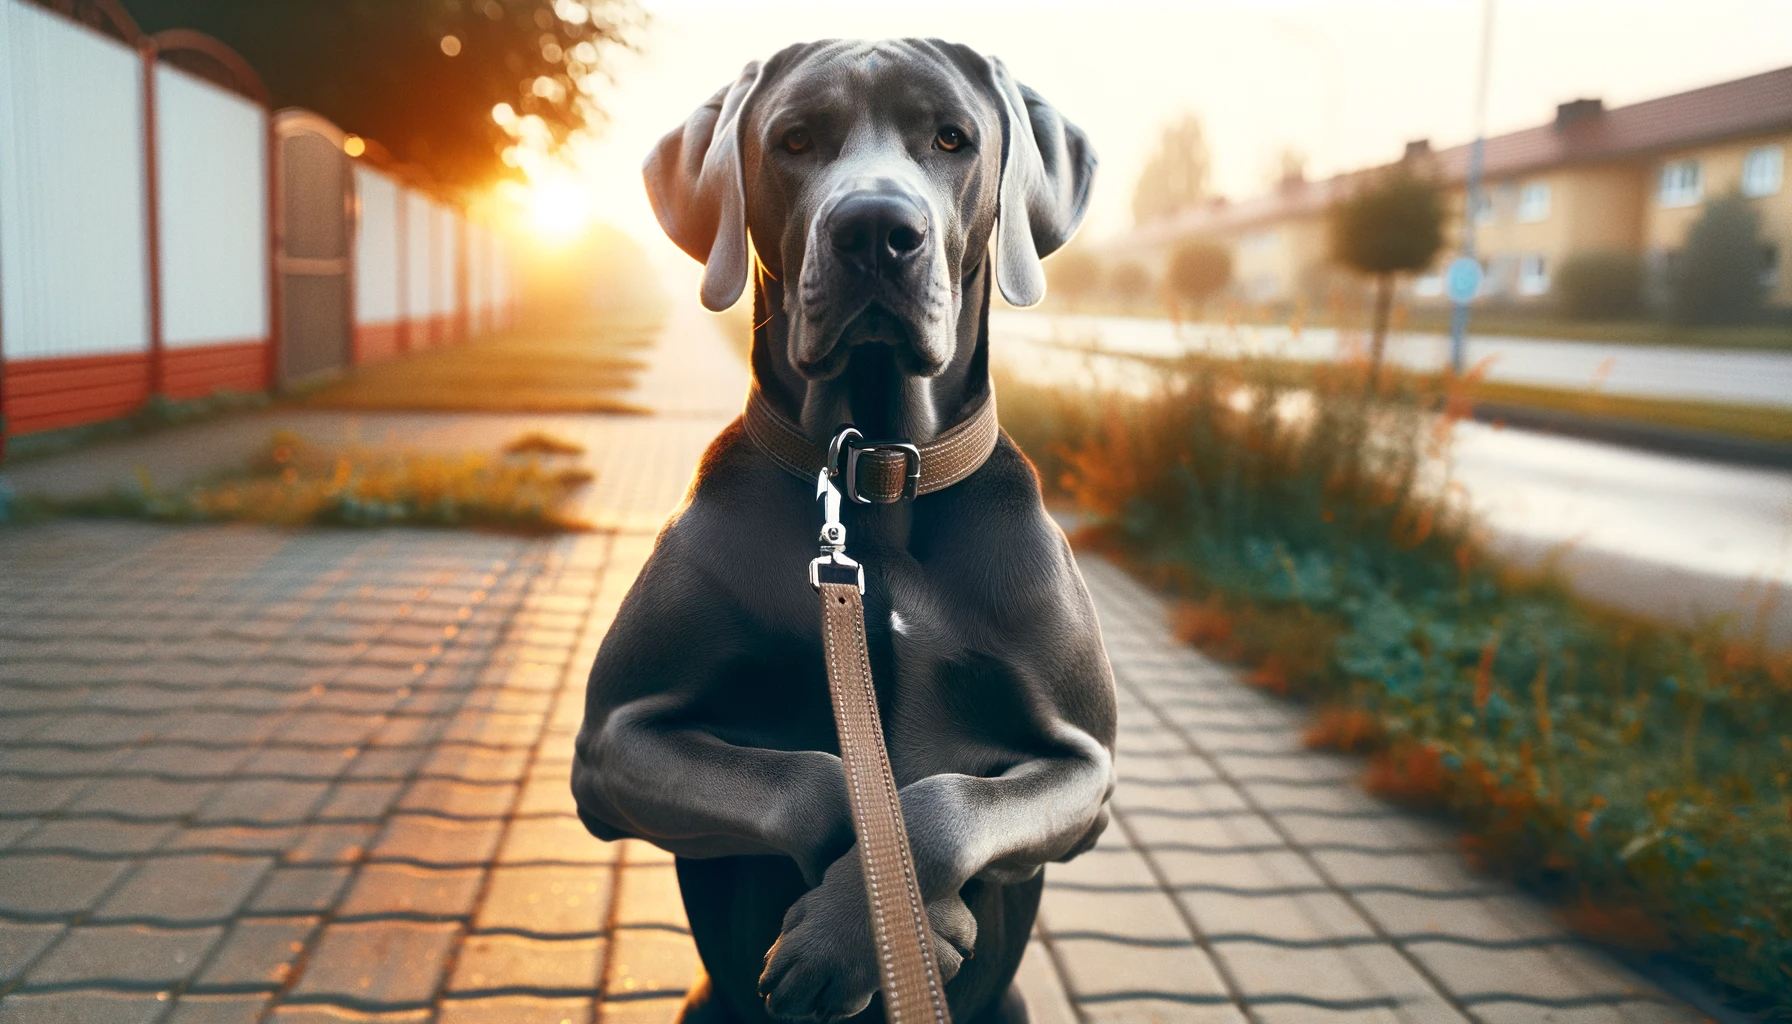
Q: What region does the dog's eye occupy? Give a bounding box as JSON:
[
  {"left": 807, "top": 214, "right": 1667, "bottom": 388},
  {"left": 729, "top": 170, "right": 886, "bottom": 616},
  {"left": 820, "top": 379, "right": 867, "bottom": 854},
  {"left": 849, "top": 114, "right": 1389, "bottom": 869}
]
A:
[
  {"left": 780, "top": 129, "right": 811, "bottom": 154},
  {"left": 935, "top": 127, "right": 967, "bottom": 152}
]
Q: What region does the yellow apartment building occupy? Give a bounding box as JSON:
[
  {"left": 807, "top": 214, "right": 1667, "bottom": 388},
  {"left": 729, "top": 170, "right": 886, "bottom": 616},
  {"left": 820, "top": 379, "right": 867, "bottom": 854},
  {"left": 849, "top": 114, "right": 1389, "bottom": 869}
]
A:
[{"left": 1113, "top": 65, "right": 1792, "bottom": 312}]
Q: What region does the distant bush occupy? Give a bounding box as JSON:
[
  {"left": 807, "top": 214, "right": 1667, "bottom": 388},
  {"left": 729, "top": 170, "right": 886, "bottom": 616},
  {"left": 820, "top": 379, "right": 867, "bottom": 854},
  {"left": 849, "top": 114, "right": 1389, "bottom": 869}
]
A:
[
  {"left": 1164, "top": 238, "right": 1232, "bottom": 320},
  {"left": 1556, "top": 251, "right": 1644, "bottom": 320},
  {"left": 1670, "top": 195, "right": 1769, "bottom": 325}
]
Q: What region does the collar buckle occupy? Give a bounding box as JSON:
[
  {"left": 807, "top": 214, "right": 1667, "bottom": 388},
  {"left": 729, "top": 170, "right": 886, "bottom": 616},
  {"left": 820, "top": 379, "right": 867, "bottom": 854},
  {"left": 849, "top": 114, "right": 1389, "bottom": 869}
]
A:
[{"left": 843, "top": 438, "right": 922, "bottom": 505}]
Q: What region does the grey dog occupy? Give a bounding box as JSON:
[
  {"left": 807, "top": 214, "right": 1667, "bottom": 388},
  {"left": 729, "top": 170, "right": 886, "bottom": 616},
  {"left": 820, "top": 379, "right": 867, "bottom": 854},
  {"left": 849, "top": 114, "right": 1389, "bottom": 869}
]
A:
[{"left": 572, "top": 38, "right": 1117, "bottom": 1024}]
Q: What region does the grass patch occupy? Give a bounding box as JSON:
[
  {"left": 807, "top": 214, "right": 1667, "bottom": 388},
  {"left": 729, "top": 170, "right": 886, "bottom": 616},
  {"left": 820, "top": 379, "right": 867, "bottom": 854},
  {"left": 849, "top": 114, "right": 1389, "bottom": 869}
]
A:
[
  {"left": 1000, "top": 359, "right": 1792, "bottom": 1016},
  {"left": 1466, "top": 379, "right": 1792, "bottom": 446},
  {"left": 301, "top": 316, "right": 658, "bottom": 414},
  {"left": 7, "top": 430, "right": 592, "bottom": 532},
  {"left": 504, "top": 431, "right": 587, "bottom": 456},
  {"left": 1, "top": 389, "right": 271, "bottom": 466}
]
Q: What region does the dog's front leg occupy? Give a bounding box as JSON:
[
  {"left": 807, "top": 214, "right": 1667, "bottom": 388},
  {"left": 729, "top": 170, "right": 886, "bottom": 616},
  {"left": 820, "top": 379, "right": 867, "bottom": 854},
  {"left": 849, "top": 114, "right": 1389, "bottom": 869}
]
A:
[
  {"left": 573, "top": 694, "right": 854, "bottom": 885},
  {"left": 759, "top": 724, "right": 1111, "bottom": 1021}
]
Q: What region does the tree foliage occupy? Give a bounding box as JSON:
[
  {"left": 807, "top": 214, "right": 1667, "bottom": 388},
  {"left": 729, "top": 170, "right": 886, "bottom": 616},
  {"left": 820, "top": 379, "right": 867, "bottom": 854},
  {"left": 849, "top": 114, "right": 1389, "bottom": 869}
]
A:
[
  {"left": 1164, "top": 238, "right": 1232, "bottom": 316},
  {"left": 1328, "top": 168, "right": 1445, "bottom": 277},
  {"left": 1669, "top": 195, "right": 1769, "bottom": 325},
  {"left": 1133, "top": 113, "right": 1210, "bottom": 225},
  {"left": 121, "top": 0, "right": 635, "bottom": 188}
]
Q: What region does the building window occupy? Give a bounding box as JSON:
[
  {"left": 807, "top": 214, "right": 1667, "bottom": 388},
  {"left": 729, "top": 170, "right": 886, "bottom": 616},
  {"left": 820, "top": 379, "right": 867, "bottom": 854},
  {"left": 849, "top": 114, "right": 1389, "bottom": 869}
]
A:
[
  {"left": 1659, "top": 159, "right": 1703, "bottom": 207},
  {"left": 1742, "top": 144, "right": 1783, "bottom": 198},
  {"left": 1518, "top": 254, "right": 1550, "bottom": 295},
  {"left": 1517, "top": 182, "right": 1551, "bottom": 222},
  {"left": 1470, "top": 189, "right": 1495, "bottom": 226}
]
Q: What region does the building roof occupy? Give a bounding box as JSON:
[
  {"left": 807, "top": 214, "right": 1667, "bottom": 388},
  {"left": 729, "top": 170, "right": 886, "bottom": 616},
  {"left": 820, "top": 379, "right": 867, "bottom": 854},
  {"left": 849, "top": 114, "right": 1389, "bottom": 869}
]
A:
[
  {"left": 1111, "top": 63, "right": 1792, "bottom": 249},
  {"left": 1432, "top": 63, "right": 1792, "bottom": 181}
]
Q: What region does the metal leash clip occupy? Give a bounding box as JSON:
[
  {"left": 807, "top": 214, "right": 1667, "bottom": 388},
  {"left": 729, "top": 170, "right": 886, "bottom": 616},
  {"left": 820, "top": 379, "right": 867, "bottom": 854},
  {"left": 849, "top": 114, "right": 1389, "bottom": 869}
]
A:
[{"left": 809, "top": 427, "right": 867, "bottom": 593}]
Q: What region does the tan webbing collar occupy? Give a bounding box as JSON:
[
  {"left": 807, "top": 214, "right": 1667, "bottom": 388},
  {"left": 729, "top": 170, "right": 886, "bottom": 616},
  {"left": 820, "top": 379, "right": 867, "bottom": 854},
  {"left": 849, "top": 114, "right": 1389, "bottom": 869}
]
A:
[{"left": 744, "top": 385, "right": 999, "bottom": 504}]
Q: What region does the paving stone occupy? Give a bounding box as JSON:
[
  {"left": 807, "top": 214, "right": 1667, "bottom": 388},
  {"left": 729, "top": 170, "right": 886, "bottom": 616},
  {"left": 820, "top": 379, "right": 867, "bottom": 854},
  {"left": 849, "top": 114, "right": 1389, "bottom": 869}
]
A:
[
  {"left": 336, "top": 864, "right": 485, "bottom": 919},
  {"left": 1051, "top": 935, "right": 1231, "bottom": 1003},
  {"left": 0, "top": 990, "right": 170, "bottom": 1024},
  {"left": 1152, "top": 847, "right": 1325, "bottom": 893},
  {"left": 268, "top": 1006, "right": 430, "bottom": 1023},
  {"left": 1121, "top": 806, "right": 1283, "bottom": 851},
  {"left": 438, "top": 996, "right": 596, "bottom": 1024},
  {"left": 446, "top": 933, "right": 604, "bottom": 993},
  {"left": 1469, "top": 1000, "right": 1697, "bottom": 1024},
  {"left": 1013, "top": 939, "right": 1078, "bottom": 1024},
  {"left": 0, "top": 856, "right": 131, "bottom": 918},
  {"left": 476, "top": 866, "right": 610, "bottom": 936},
  {"left": 1039, "top": 887, "right": 1192, "bottom": 943},
  {"left": 395, "top": 780, "right": 516, "bottom": 819},
  {"left": 496, "top": 815, "right": 615, "bottom": 865},
  {"left": 1178, "top": 889, "right": 1376, "bottom": 943},
  {"left": 166, "top": 825, "right": 300, "bottom": 857},
  {"left": 163, "top": 994, "right": 272, "bottom": 1024},
  {"left": 0, "top": 778, "right": 88, "bottom": 817},
  {"left": 513, "top": 773, "right": 580, "bottom": 817},
  {"left": 198, "top": 780, "right": 332, "bottom": 824},
  {"left": 315, "top": 782, "right": 403, "bottom": 823},
  {"left": 597, "top": 997, "right": 685, "bottom": 1024},
  {"left": 117, "top": 745, "right": 258, "bottom": 779},
  {"left": 13, "top": 819, "right": 178, "bottom": 855},
  {"left": 1077, "top": 995, "right": 1247, "bottom": 1024},
  {"left": 0, "top": 923, "right": 63, "bottom": 983},
  {"left": 24, "top": 923, "right": 222, "bottom": 987},
  {"left": 193, "top": 916, "right": 319, "bottom": 990},
  {"left": 1353, "top": 891, "right": 1571, "bottom": 944},
  {"left": 342, "top": 748, "right": 427, "bottom": 781},
  {"left": 248, "top": 867, "right": 353, "bottom": 915},
  {"left": 1277, "top": 813, "right": 1456, "bottom": 854},
  {"left": 1405, "top": 941, "right": 1666, "bottom": 1003},
  {"left": 289, "top": 920, "right": 459, "bottom": 1007},
  {"left": 611, "top": 862, "right": 686, "bottom": 929},
  {"left": 66, "top": 778, "right": 221, "bottom": 819},
  {"left": 1209, "top": 941, "right": 1459, "bottom": 1016},
  {"left": 368, "top": 815, "right": 504, "bottom": 866},
  {"left": 1251, "top": 1006, "right": 1437, "bottom": 1024},
  {"left": 284, "top": 823, "right": 377, "bottom": 864},
  {"left": 608, "top": 926, "right": 699, "bottom": 998},
  {"left": 419, "top": 746, "right": 532, "bottom": 783},
  {"left": 0, "top": 817, "right": 40, "bottom": 850},
  {"left": 1307, "top": 851, "right": 1500, "bottom": 898},
  {"left": 94, "top": 855, "right": 273, "bottom": 924}
]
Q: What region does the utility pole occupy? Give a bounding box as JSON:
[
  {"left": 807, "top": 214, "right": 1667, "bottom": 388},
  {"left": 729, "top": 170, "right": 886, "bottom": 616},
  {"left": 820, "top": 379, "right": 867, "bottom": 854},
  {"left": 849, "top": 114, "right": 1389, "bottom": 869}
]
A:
[{"left": 1448, "top": 0, "right": 1496, "bottom": 373}]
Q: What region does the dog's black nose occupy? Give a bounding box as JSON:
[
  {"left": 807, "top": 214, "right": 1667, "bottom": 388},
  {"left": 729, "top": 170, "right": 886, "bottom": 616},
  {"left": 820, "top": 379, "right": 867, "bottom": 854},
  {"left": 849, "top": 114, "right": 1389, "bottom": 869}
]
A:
[{"left": 828, "top": 192, "right": 928, "bottom": 271}]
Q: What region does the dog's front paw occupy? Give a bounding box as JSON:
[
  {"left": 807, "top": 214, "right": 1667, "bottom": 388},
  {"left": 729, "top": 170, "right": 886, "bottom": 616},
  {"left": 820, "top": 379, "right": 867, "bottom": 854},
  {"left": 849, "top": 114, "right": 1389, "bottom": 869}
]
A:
[
  {"left": 759, "top": 850, "right": 979, "bottom": 1022},
  {"left": 759, "top": 853, "right": 878, "bottom": 1022}
]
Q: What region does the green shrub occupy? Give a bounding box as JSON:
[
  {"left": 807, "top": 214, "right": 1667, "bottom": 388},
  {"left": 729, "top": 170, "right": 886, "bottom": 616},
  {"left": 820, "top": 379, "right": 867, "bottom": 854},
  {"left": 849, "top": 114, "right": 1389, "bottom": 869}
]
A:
[
  {"left": 1557, "top": 250, "right": 1645, "bottom": 319},
  {"left": 1671, "top": 195, "right": 1770, "bottom": 326},
  {"left": 1004, "top": 356, "right": 1792, "bottom": 1015}
]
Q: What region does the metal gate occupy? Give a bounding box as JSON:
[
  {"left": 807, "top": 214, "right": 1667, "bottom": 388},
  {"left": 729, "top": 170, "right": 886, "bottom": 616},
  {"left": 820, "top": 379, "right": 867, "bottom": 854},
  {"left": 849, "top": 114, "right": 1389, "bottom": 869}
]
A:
[{"left": 273, "top": 111, "right": 351, "bottom": 382}]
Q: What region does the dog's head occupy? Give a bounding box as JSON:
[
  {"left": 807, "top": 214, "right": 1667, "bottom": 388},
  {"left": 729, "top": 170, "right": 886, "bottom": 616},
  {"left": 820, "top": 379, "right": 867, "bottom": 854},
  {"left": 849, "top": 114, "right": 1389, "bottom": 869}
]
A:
[{"left": 645, "top": 39, "right": 1095, "bottom": 381}]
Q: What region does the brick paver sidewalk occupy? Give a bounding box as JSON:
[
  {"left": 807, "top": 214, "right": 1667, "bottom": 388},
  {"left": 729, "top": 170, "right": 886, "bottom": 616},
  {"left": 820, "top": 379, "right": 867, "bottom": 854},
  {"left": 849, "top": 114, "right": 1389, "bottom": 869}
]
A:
[{"left": 0, "top": 301, "right": 1705, "bottom": 1023}]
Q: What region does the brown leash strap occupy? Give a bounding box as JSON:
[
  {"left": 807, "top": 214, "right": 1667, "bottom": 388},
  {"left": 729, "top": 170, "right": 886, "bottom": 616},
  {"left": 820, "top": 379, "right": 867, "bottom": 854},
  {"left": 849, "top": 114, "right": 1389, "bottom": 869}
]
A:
[{"left": 818, "top": 580, "right": 952, "bottom": 1024}]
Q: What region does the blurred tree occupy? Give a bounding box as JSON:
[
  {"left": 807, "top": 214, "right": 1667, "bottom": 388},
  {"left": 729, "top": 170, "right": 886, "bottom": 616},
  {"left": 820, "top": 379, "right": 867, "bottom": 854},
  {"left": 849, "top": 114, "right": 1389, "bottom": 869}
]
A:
[
  {"left": 120, "top": 0, "right": 635, "bottom": 188},
  {"left": 1557, "top": 251, "right": 1644, "bottom": 320},
  {"left": 1328, "top": 167, "right": 1443, "bottom": 385},
  {"left": 1133, "top": 113, "right": 1210, "bottom": 225},
  {"left": 1669, "top": 195, "right": 1769, "bottom": 325},
  {"left": 1047, "top": 248, "right": 1101, "bottom": 310},
  {"left": 1109, "top": 261, "right": 1151, "bottom": 310},
  {"left": 1163, "top": 238, "right": 1231, "bottom": 324}
]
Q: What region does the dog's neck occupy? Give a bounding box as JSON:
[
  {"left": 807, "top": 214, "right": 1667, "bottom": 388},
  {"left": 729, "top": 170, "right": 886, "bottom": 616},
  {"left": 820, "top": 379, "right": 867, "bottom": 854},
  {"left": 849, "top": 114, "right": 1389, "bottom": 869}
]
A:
[{"left": 750, "top": 260, "right": 991, "bottom": 446}]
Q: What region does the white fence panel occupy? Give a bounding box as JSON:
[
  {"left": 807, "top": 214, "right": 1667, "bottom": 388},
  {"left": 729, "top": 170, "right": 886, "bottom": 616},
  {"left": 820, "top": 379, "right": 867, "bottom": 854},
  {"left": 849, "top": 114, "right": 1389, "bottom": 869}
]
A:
[
  {"left": 465, "top": 222, "right": 487, "bottom": 334},
  {"left": 405, "top": 189, "right": 431, "bottom": 330},
  {"left": 0, "top": 0, "right": 149, "bottom": 360},
  {"left": 432, "top": 203, "right": 458, "bottom": 319},
  {"left": 156, "top": 62, "right": 267, "bottom": 348},
  {"left": 353, "top": 165, "right": 400, "bottom": 325}
]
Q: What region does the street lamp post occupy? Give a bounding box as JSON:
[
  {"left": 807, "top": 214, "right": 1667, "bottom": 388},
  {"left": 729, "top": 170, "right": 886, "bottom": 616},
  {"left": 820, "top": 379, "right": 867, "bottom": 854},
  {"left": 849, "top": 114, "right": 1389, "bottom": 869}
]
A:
[{"left": 1449, "top": 0, "right": 1496, "bottom": 374}]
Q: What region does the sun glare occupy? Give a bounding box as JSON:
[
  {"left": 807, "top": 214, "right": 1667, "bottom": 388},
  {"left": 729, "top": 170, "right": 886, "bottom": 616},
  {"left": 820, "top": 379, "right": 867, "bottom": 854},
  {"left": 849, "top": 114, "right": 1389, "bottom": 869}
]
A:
[{"left": 520, "top": 173, "right": 594, "bottom": 243}]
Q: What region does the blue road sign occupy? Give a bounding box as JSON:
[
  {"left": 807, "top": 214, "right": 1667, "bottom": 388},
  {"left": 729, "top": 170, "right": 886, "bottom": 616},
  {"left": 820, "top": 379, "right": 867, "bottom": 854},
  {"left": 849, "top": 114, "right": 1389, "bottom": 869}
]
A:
[{"left": 1445, "top": 256, "right": 1483, "bottom": 305}]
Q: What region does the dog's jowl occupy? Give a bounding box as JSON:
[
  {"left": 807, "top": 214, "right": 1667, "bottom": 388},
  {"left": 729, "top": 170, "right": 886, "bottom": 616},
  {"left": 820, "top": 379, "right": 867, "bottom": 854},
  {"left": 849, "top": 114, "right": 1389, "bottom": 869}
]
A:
[{"left": 572, "top": 39, "right": 1117, "bottom": 1024}]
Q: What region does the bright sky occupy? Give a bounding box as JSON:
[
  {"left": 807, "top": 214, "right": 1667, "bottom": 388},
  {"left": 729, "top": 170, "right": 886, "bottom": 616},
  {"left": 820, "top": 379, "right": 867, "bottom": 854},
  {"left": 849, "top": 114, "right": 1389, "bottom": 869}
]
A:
[{"left": 549, "top": 0, "right": 1792, "bottom": 261}]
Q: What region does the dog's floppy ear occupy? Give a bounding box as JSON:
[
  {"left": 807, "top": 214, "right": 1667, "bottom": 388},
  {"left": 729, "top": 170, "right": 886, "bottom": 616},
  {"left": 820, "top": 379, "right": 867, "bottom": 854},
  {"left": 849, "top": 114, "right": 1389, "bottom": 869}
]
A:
[
  {"left": 984, "top": 58, "right": 1097, "bottom": 307},
  {"left": 642, "top": 62, "right": 763, "bottom": 311}
]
